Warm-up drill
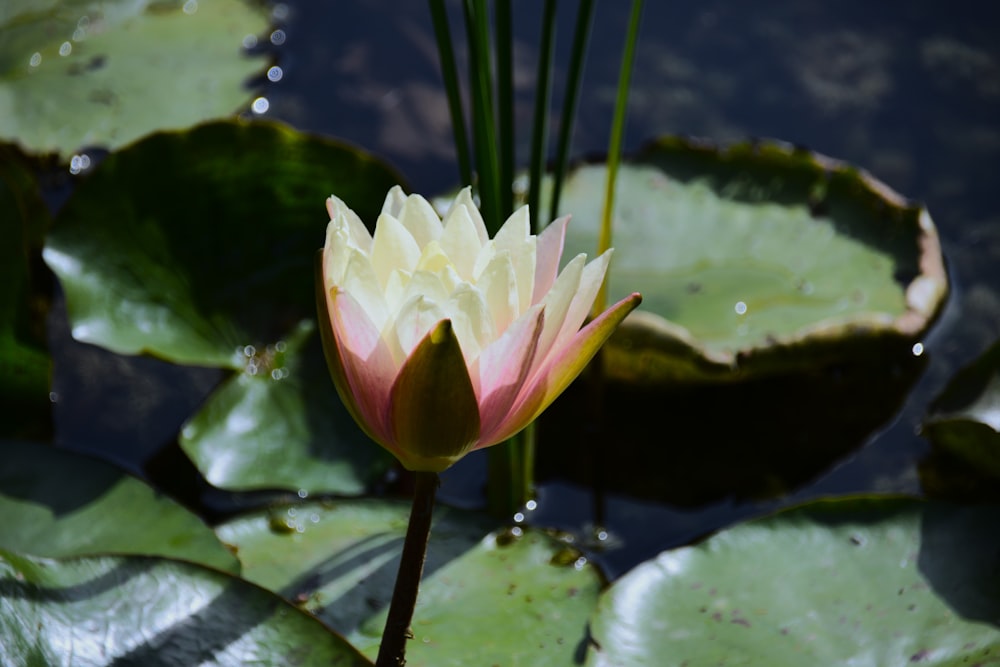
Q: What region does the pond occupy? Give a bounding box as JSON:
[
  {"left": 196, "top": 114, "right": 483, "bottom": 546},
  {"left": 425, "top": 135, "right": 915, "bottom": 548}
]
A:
[{"left": 3, "top": 1, "right": 999, "bottom": 665}]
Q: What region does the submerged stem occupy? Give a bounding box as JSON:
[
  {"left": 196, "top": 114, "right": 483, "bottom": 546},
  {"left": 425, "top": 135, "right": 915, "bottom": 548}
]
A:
[{"left": 375, "top": 471, "right": 440, "bottom": 667}]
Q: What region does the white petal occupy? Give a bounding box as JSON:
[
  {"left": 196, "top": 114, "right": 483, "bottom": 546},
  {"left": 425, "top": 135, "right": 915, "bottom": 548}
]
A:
[
  {"left": 381, "top": 186, "right": 408, "bottom": 218},
  {"left": 476, "top": 250, "right": 518, "bottom": 334},
  {"left": 371, "top": 212, "right": 422, "bottom": 289},
  {"left": 439, "top": 204, "right": 483, "bottom": 281},
  {"left": 398, "top": 194, "right": 443, "bottom": 248},
  {"left": 390, "top": 295, "right": 446, "bottom": 360},
  {"left": 342, "top": 247, "right": 390, "bottom": 332},
  {"left": 444, "top": 284, "right": 496, "bottom": 364},
  {"left": 493, "top": 206, "right": 536, "bottom": 316},
  {"left": 445, "top": 187, "right": 489, "bottom": 245},
  {"left": 553, "top": 249, "right": 614, "bottom": 352},
  {"left": 327, "top": 196, "right": 372, "bottom": 253}
]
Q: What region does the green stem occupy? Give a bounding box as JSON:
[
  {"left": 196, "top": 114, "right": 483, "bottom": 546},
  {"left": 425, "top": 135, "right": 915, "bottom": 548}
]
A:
[
  {"left": 528, "top": 0, "right": 558, "bottom": 234},
  {"left": 429, "top": 0, "right": 473, "bottom": 187},
  {"left": 463, "top": 0, "right": 502, "bottom": 235},
  {"left": 594, "top": 0, "right": 644, "bottom": 316},
  {"left": 549, "top": 0, "right": 596, "bottom": 224},
  {"left": 495, "top": 0, "right": 514, "bottom": 218},
  {"left": 375, "top": 471, "right": 439, "bottom": 667}
]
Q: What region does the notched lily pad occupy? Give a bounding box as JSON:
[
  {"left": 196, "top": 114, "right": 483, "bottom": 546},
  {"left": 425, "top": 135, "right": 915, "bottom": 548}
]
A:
[
  {"left": 552, "top": 137, "right": 948, "bottom": 382},
  {"left": 922, "top": 338, "right": 1000, "bottom": 485},
  {"left": 0, "top": 0, "right": 271, "bottom": 158},
  {"left": 586, "top": 497, "right": 1000, "bottom": 666}
]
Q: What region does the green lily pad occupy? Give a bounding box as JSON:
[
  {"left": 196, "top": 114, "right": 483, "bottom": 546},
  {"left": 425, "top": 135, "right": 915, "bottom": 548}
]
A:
[
  {"left": 180, "top": 320, "right": 388, "bottom": 493},
  {"left": 217, "top": 499, "right": 603, "bottom": 665},
  {"left": 922, "top": 338, "right": 1000, "bottom": 481},
  {"left": 0, "top": 440, "right": 238, "bottom": 572},
  {"left": 350, "top": 527, "right": 603, "bottom": 667},
  {"left": 0, "top": 549, "right": 371, "bottom": 666},
  {"left": 551, "top": 138, "right": 948, "bottom": 382},
  {"left": 44, "top": 120, "right": 402, "bottom": 493},
  {"left": 215, "top": 498, "right": 496, "bottom": 635},
  {"left": 0, "top": 144, "right": 51, "bottom": 438},
  {"left": 45, "top": 119, "right": 403, "bottom": 367},
  {"left": 586, "top": 497, "right": 1000, "bottom": 666},
  {"left": 0, "top": 0, "right": 270, "bottom": 158}
]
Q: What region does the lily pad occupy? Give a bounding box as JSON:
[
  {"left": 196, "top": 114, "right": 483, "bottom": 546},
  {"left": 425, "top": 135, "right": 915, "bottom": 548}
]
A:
[
  {"left": 45, "top": 119, "right": 403, "bottom": 367},
  {"left": 217, "top": 499, "right": 603, "bottom": 665},
  {"left": 215, "top": 498, "right": 496, "bottom": 635},
  {"left": 0, "top": 0, "right": 270, "bottom": 158},
  {"left": 44, "top": 120, "right": 402, "bottom": 493},
  {"left": 179, "top": 321, "right": 387, "bottom": 493},
  {"left": 0, "top": 549, "right": 371, "bottom": 666},
  {"left": 0, "top": 144, "right": 51, "bottom": 438},
  {"left": 586, "top": 497, "right": 1000, "bottom": 666},
  {"left": 350, "top": 527, "right": 604, "bottom": 667},
  {"left": 550, "top": 138, "right": 947, "bottom": 382},
  {"left": 922, "top": 338, "right": 1000, "bottom": 481},
  {"left": 0, "top": 440, "right": 238, "bottom": 572}
]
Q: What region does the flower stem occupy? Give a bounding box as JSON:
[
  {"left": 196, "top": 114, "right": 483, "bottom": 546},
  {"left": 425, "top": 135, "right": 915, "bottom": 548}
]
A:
[{"left": 376, "top": 471, "right": 439, "bottom": 667}]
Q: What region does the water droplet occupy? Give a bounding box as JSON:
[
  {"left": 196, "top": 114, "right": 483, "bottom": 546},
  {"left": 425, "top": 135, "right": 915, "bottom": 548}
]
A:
[
  {"left": 182, "top": 0, "right": 198, "bottom": 15},
  {"left": 596, "top": 530, "right": 609, "bottom": 542},
  {"left": 29, "top": 53, "right": 42, "bottom": 67},
  {"left": 734, "top": 301, "right": 748, "bottom": 315},
  {"left": 243, "top": 345, "right": 256, "bottom": 357},
  {"left": 242, "top": 34, "right": 258, "bottom": 49},
  {"left": 297, "top": 488, "right": 308, "bottom": 499},
  {"left": 512, "top": 512, "right": 525, "bottom": 523},
  {"left": 48, "top": 392, "right": 59, "bottom": 403},
  {"left": 287, "top": 507, "right": 297, "bottom": 517},
  {"left": 271, "top": 368, "right": 282, "bottom": 380},
  {"left": 69, "top": 154, "right": 91, "bottom": 175},
  {"left": 58, "top": 41, "right": 72, "bottom": 57},
  {"left": 911, "top": 342, "right": 924, "bottom": 357},
  {"left": 275, "top": 340, "right": 288, "bottom": 353},
  {"left": 525, "top": 499, "right": 537, "bottom": 511},
  {"left": 72, "top": 27, "right": 86, "bottom": 41},
  {"left": 251, "top": 97, "right": 269, "bottom": 114},
  {"left": 272, "top": 3, "right": 290, "bottom": 20},
  {"left": 309, "top": 514, "right": 320, "bottom": 524},
  {"left": 574, "top": 556, "right": 588, "bottom": 571},
  {"left": 270, "top": 29, "right": 287, "bottom": 46},
  {"left": 267, "top": 65, "right": 283, "bottom": 82}
]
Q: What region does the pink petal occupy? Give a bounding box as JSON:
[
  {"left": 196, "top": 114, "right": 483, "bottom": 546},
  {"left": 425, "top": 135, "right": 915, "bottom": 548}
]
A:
[
  {"left": 475, "top": 305, "right": 545, "bottom": 442},
  {"left": 532, "top": 215, "right": 569, "bottom": 304},
  {"left": 325, "top": 286, "right": 399, "bottom": 449},
  {"left": 482, "top": 292, "right": 641, "bottom": 447}
]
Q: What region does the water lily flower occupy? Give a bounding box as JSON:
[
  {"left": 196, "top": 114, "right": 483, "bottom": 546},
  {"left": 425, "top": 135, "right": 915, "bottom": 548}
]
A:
[{"left": 317, "top": 186, "right": 641, "bottom": 472}]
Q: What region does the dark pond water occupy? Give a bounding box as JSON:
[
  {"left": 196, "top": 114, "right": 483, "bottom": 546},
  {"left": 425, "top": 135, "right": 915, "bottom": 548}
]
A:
[{"left": 52, "top": 0, "right": 1000, "bottom": 577}]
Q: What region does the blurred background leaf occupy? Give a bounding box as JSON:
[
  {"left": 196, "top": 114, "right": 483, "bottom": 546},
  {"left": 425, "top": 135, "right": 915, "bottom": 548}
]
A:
[{"left": 0, "top": 0, "right": 271, "bottom": 158}]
